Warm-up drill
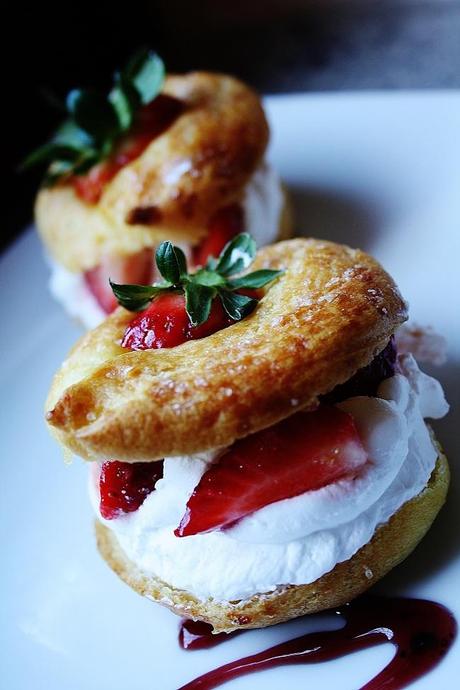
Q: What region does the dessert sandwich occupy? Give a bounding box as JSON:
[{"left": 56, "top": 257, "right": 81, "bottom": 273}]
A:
[
  {"left": 25, "top": 50, "right": 291, "bottom": 328},
  {"left": 45, "top": 234, "right": 449, "bottom": 633}
]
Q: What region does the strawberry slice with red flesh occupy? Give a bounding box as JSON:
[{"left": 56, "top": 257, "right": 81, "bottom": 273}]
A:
[
  {"left": 175, "top": 406, "right": 367, "bottom": 537},
  {"left": 84, "top": 248, "right": 154, "bottom": 314},
  {"left": 122, "top": 293, "right": 233, "bottom": 350},
  {"left": 193, "top": 204, "right": 244, "bottom": 268},
  {"left": 99, "top": 460, "right": 164, "bottom": 520}
]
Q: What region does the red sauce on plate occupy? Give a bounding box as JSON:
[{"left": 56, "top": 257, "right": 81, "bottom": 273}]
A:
[{"left": 178, "top": 595, "right": 456, "bottom": 690}]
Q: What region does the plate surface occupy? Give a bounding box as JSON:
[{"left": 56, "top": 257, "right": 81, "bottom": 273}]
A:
[{"left": 1, "top": 91, "right": 459, "bottom": 689}]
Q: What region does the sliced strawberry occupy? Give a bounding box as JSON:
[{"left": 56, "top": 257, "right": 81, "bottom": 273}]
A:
[
  {"left": 84, "top": 248, "right": 154, "bottom": 314},
  {"left": 175, "top": 406, "right": 368, "bottom": 537},
  {"left": 99, "top": 459, "right": 163, "bottom": 519},
  {"left": 122, "top": 293, "right": 232, "bottom": 350},
  {"left": 193, "top": 204, "right": 244, "bottom": 268}
]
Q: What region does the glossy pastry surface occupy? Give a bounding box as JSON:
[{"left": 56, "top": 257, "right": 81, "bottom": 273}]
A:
[{"left": 46, "top": 238, "right": 407, "bottom": 461}]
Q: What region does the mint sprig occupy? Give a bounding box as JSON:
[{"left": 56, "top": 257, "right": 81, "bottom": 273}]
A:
[
  {"left": 21, "top": 48, "right": 165, "bottom": 184},
  {"left": 110, "top": 233, "right": 284, "bottom": 327}
]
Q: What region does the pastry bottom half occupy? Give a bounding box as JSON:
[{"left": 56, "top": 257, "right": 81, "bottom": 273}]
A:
[{"left": 95, "top": 446, "right": 449, "bottom": 633}]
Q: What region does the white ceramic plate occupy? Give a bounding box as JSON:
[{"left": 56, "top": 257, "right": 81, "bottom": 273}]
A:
[{"left": 1, "top": 91, "right": 459, "bottom": 689}]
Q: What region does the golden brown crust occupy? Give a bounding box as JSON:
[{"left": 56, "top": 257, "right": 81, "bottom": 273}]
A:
[
  {"left": 95, "top": 448, "right": 449, "bottom": 633},
  {"left": 46, "top": 238, "right": 407, "bottom": 461},
  {"left": 35, "top": 72, "right": 269, "bottom": 273}
]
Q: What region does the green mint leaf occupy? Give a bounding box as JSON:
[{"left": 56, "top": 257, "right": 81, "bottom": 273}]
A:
[
  {"left": 184, "top": 283, "right": 215, "bottom": 327},
  {"left": 227, "top": 269, "right": 284, "bottom": 290},
  {"left": 124, "top": 49, "right": 165, "bottom": 105},
  {"left": 155, "top": 242, "right": 187, "bottom": 284},
  {"left": 66, "top": 89, "right": 120, "bottom": 143},
  {"left": 109, "top": 281, "right": 168, "bottom": 311},
  {"left": 215, "top": 233, "right": 257, "bottom": 277},
  {"left": 219, "top": 290, "right": 258, "bottom": 321},
  {"left": 191, "top": 269, "right": 226, "bottom": 288}
]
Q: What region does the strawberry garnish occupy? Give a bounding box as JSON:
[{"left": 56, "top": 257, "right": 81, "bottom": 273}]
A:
[
  {"left": 175, "top": 406, "right": 367, "bottom": 537},
  {"left": 194, "top": 204, "right": 244, "bottom": 268},
  {"left": 121, "top": 293, "right": 231, "bottom": 350},
  {"left": 84, "top": 248, "right": 154, "bottom": 314},
  {"left": 99, "top": 460, "right": 163, "bottom": 520},
  {"left": 23, "top": 50, "right": 170, "bottom": 194},
  {"left": 112, "top": 234, "right": 283, "bottom": 350},
  {"left": 73, "top": 95, "right": 183, "bottom": 204}
]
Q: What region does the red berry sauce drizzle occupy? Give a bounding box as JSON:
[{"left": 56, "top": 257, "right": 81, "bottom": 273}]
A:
[{"left": 178, "top": 595, "right": 456, "bottom": 690}]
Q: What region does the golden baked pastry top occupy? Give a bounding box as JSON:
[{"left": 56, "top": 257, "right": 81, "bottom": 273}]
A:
[
  {"left": 35, "top": 72, "right": 269, "bottom": 273},
  {"left": 46, "top": 238, "right": 407, "bottom": 461}
]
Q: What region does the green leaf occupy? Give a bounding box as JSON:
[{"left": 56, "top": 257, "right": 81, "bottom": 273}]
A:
[
  {"left": 109, "top": 85, "right": 134, "bottom": 130},
  {"left": 191, "top": 269, "right": 226, "bottom": 288},
  {"left": 155, "top": 242, "right": 187, "bottom": 284},
  {"left": 66, "top": 89, "right": 120, "bottom": 142},
  {"left": 53, "top": 119, "right": 93, "bottom": 148},
  {"left": 215, "top": 233, "right": 257, "bottom": 277},
  {"left": 23, "top": 49, "right": 166, "bottom": 183},
  {"left": 23, "top": 121, "right": 100, "bottom": 180},
  {"left": 109, "top": 230, "right": 280, "bottom": 330},
  {"left": 205, "top": 256, "right": 218, "bottom": 271},
  {"left": 124, "top": 49, "right": 165, "bottom": 104},
  {"left": 109, "top": 281, "right": 168, "bottom": 311},
  {"left": 227, "top": 269, "right": 284, "bottom": 290},
  {"left": 184, "top": 283, "right": 215, "bottom": 327},
  {"left": 219, "top": 290, "right": 258, "bottom": 321},
  {"left": 20, "top": 142, "right": 82, "bottom": 170}
]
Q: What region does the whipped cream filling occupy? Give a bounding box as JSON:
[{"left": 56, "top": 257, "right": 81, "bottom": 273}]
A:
[
  {"left": 91, "top": 354, "right": 448, "bottom": 602},
  {"left": 48, "top": 160, "right": 284, "bottom": 329}
]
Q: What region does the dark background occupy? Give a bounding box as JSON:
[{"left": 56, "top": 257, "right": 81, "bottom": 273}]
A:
[{"left": 5, "top": 0, "right": 460, "bottom": 253}]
